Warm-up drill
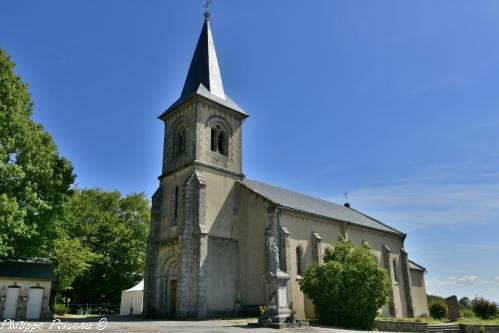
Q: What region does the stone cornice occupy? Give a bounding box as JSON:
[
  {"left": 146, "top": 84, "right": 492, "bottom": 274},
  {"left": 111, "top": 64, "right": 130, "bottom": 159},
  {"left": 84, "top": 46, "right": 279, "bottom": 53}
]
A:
[
  {"left": 280, "top": 206, "right": 406, "bottom": 240},
  {"left": 158, "top": 160, "right": 243, "bottom": 180}
]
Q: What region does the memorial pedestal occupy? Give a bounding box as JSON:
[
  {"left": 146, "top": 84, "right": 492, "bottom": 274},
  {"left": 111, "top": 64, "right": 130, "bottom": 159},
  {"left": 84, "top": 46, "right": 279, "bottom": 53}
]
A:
[{"left": 258, "top": 270, "right": 309, "bottom": 329}]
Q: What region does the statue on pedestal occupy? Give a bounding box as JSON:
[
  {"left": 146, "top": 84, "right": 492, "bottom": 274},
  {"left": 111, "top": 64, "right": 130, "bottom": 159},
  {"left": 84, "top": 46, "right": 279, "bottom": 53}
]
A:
[{"left": 270, "top": 240, "right": 280, "bottom": 273}]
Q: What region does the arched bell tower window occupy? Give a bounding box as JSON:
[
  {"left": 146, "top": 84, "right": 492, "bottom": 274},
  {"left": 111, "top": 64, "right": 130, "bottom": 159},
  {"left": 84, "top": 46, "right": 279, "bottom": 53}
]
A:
[
  {"left": 173, "top": 126, "right": 186, "bottom": 157},
  {"left": 210, "top": 124, "right": 228, "bottom": 156}
]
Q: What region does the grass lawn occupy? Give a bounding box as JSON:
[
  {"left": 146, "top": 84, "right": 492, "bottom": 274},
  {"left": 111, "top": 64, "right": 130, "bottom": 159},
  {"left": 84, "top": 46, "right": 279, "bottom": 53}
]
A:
[
  {"left": 456, "top": 317, "right": 499, "bottom": 325},
  {"left": 376, "top": 315, "right": 499, "bottom": 325}
]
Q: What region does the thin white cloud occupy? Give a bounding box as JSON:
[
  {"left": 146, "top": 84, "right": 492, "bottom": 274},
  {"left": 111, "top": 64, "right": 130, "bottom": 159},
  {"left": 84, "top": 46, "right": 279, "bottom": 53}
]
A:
[
  {"left": 329, "top": 163, "right": 499, "bottom": 302},
  {"left": 330, "top": 166, "right": 499, "bottom": 230},
  {"left": 323, "top": 164, "right": 499, "bottom": 302},
  {"left": 429, "top": 275, "right": 481, "bottom": 288},
  {"left": 449, "top": 275, "right": 480, "bottom": 284},
  {"left": 426, "top": 275, "right": 499, "bottom": 302}
]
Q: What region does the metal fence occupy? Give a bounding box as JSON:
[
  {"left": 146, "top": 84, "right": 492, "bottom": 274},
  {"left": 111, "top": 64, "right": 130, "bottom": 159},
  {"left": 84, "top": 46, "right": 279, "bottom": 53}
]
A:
[{"left": 67, "top": 303, "right": 120, "bottom": 315}]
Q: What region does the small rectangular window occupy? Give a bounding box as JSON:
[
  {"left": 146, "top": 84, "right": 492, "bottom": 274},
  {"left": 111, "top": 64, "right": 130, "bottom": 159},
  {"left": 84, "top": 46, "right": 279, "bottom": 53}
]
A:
[
  {"left": 296, "top": 246, "right": 303, "bottom": 275},
  {"left": 173, "top": 186, "right": 179, "bottom": 221},
  {"left": 392, "top": 258, "right": 399, "bottom": 283}
]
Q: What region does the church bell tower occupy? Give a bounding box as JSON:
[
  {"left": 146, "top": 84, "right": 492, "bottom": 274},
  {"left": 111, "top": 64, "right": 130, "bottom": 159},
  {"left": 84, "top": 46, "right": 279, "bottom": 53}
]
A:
[
  {"left": 158, "top": 10, "right": 247, "bottom": 178},
  {"left": 144, "top": 8, "right": 247, "bottom": 319}
]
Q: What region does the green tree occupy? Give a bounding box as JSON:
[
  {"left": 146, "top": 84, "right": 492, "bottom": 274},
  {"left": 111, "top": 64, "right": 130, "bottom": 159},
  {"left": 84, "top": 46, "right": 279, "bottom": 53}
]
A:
[
  {"left": 472, "top": 297, "right": 498, "bottom": 320},
  {"left": 61, "top": 189, "right": 150, "bottom": 304},
  {"left": 50, "top": 237, "right": 101, "bottom": 293},
  {"left": 0, "top": 48, "right": 75, "bottom": 258},
  {"left": 299, "top": 237, "right": 391, "bottom": 330},
  {"left": 459, "top": 296, "right": 471, "bottom": 309}
]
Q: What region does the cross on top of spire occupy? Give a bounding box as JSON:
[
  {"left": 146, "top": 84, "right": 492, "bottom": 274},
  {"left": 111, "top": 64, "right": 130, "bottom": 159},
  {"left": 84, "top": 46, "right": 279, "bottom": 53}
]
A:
[{"left": 204, "top": 0, "right": 212, "bottom": 21}]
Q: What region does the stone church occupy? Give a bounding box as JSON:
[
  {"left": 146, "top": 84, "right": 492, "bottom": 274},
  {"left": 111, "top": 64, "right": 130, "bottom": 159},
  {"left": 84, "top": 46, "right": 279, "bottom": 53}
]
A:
[{"left": 143, "top": 11, "right": 429, "bottom": 322}]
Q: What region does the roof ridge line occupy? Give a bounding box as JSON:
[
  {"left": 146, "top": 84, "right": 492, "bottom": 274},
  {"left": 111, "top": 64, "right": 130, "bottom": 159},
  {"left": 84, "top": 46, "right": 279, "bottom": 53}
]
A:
[
  {"left": 240, "top": 179, "right": 406, "bottom": 237},
  {"left": 348, "top": 206, "right": 406, "bottom": 237},
  {"left": 244, "top": 178, "right": 345, "bottom": 207}
]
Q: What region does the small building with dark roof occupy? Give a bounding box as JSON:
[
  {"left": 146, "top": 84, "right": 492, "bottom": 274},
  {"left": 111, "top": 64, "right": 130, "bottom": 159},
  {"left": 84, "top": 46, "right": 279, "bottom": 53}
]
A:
[{"left": 0, "top": 259, "right": 55, "bottom": 320}]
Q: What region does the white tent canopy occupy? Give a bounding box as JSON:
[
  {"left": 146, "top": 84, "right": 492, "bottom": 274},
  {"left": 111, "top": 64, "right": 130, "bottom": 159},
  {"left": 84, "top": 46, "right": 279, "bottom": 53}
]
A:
[{"left": 119, "top": 279, "right": 144, "bottom": 315}]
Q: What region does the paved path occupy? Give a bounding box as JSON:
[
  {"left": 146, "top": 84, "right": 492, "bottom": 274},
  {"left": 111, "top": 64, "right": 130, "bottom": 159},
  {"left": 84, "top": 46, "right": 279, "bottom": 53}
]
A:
[{"left": 0, "top": 316, "right": 393, "bottom": 333}]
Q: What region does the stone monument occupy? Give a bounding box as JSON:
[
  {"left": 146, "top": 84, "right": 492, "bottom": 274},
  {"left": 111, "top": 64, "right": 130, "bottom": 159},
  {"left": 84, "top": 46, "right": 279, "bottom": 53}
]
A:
[
  {"left": 446, "top": 295, "right": 460, "bottom": 322},
  {"left": 259, "top": 211, "right": 292, "bottom": 329},
  {"left": 258, "top": 238, "right": 291, "bottom": 328}
]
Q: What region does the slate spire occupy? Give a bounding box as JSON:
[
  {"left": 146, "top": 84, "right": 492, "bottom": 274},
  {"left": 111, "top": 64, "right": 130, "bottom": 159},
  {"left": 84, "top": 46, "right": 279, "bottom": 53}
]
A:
[
  {"left": 180, "top": 13, "right": 225, "bottom": 100},
  {"left": 160, "top": 10, "right": 246, "bottom": 118}
]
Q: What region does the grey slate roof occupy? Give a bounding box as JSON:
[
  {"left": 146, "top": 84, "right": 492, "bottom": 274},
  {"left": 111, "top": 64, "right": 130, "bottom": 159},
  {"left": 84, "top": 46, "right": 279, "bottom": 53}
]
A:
[
  {"left": 0, "top": 260, "right": 56, "bottom": 281},
  {"left": 180, "top": 19, "right": 225, "bottom": 100},
  {"left": 160, "top": 19, "right": 246, "bottom": 118},
  {"left": 240, "top": 179, "right": 405, "bottom": 236},
  {"left": 409, "top": 260, "right": 426, "bottom": 272}
]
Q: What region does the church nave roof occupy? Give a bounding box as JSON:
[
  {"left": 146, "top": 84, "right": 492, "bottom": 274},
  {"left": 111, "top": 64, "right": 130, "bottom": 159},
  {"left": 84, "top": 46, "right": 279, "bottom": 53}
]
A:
[{"left": 240, "top": 178, "right": 405, "bottom": 237}]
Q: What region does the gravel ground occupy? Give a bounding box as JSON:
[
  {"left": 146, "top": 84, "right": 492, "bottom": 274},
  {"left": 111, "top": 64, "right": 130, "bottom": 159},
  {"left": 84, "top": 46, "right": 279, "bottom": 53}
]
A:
[{"left": 0, "top": 316, "right": 389, "bottom": 333}]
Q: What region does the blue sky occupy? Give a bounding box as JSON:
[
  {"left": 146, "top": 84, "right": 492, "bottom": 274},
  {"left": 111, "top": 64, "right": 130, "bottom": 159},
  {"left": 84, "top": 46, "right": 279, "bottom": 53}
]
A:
[{"left": 1, "top": 0, "right": 498, "bottom": 302}]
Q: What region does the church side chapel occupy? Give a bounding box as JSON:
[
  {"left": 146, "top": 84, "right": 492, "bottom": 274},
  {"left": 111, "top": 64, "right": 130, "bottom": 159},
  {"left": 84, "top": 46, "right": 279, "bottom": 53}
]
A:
[{"left": 143, "top": 8, "right": 429, "bottom": 322}]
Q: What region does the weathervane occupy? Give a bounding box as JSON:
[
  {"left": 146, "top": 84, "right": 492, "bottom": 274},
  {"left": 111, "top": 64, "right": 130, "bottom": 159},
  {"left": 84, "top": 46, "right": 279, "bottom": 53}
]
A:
[
  {"left": 204, "top": 0, "right": 212, "bottom": 20},
  {"left": 344, "top": 192, "right": 348, "bottom": 203}
]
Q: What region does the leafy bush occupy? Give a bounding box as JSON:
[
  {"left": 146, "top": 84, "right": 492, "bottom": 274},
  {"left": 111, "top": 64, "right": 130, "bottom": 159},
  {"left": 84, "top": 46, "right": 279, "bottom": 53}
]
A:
[
  {"left": 299, "top": 237, "right": 391, "bottom": 330},
  {"left": 429, "top": 303, "right": 447, "bottom": 319},
  {"left": 90, "top": 306, "right": 118, "bottom": 315},
  {"left": 472, "top": 297, "right": 498, "bottom": 320},
  {"left": 53, "top": 303, "right": 68, "bottom": 315},
  {"left": 461, "top": 307, "right": 475, "bottom": 319}
]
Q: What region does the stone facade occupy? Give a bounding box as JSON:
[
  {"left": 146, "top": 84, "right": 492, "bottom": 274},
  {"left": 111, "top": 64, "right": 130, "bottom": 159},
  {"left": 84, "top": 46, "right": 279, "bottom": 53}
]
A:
[
  {"left": 375, "top": 320, "right": 428, "bottom": 332},
  {"left": 143, "top": 15, "right": 429, "bottom": 320},
  {"left": 176, "top": 172, "right": 208, "bottom": 319}
]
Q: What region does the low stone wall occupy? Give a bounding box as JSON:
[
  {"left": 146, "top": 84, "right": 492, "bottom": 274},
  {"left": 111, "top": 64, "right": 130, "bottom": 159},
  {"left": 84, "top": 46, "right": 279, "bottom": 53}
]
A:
[
  {"left": 460, "top": 324, "right": 499, "bottom": 333},
  {"left": 375, "top": 320, "right": 428, "bottom": 332}
]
